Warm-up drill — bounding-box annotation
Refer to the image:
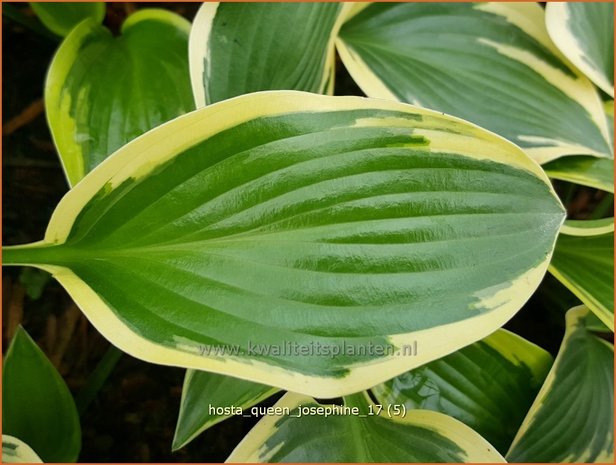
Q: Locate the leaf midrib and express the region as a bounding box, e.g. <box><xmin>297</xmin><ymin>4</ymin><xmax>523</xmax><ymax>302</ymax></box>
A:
<box><xmin>56</xmin><ymin>209</ymin><xmax>557</xmax><ymax>259</ymax></box>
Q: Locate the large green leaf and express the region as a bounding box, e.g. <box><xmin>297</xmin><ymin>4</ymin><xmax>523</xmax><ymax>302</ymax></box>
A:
<box><xmin>507</xmin><ymin>306</ymin><xmax>614</xmax><ymax>462</ymax></box>
<box><xmin>30</xmin><ymin>2</ymin><xmax>105</xmax><ymax>37</ymax></box>
<box><xmin>173</xmin><ymin>371</ymin><xmax>278</xmax><ymax>450</ymax></box>
<box><xmin>189</xmin><ymin>2</ymin><xmax>347</xmax><ymax>106</ymax></box>
<box><xmin>549</xmin><ymin>220</ymin><xmax>614</xmax><ymax>330</ymax></box>
<box><xmin>2</xmin><ymin>436</ymin><xmax>42</xmax><ymax>464</ymax></box>
<box><xmin>2</xmin><ymin>327</ymin><xmax>81</xmax><ymax>462</ymax></box>
<box><xmin>227</xmin><ymin>392</ymin><xmax>504</xmax><ymax>462</ymax></box>
<box><xmin>45</xmin><ymin>9</ymin><xmax>193</xmax><ymax>186</ymax></box>
<box><xmin>371</xmin><ymin>329</ymin><xmax>552</xmax><ymax>454</ymax></box>
<box><xmin>184</xmin><ymin>3</ymin><xmax>350</xmax><ymax>431</ymax></box>
<box><xmin>2</xmin><ymin>91</ymin><xmax>565</xmax><ymax>397</ymax></box>
<box><xmin>337</xmin><ymin>2</ymin><xmax>611</xmax><ymax>164</ymax></box>
<box><xmin>546</xmin><ymin>2</ymin><xmax>614</xmax><ymax>97</ymax></box>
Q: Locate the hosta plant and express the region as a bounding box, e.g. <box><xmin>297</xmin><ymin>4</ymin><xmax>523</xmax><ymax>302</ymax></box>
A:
<box><xmin>2</xmin><ymin>2</ymin><xmax>613</xmax><ymax>463</ymax></box>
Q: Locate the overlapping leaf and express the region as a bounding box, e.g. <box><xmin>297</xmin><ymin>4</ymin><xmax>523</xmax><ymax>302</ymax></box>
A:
<box><xmin>3</xmin><ymin>92</ymin><xmax>564</xmax><ymax>397</ymax></box>
<box><xmin>559</xmin><ymin>217</ymin><xmax>615</xmax><ymax>237</ymax></box>
<box><xmin>605</xmin><ymin>100</ymin><xmax>614</xmax><ymax>148</ymax></box>
<box><xmin>337</xmin><ymin>2</ymin><xmax>611</xmax><ymax>164</ymax></box>
<box><xmin>190</xmin><ymin>2</ymin><xmax>347</xmax><ymax>106</ymax></box>
<box><xmin>543</xmin><ymin>156</ymin><xmax>614</xmax><ymax>193</ymax></box>
<box><xmin>2</xmin><ymin>327</ymin><xmax>81</xmax><ymax>462</ymax></box>
<box><xmin>543</xmin><ymin>101</ymin><xmax>614</xmax><ymax>192</ymax></box>
<box><xmin>2</xmin><ymin>436</ymin><xmax>42</xmax><ymax>464</ymax></box>
<box><xmin>184</xmin><ymin>2</ymin><xmax>351</xmax><ymax>427</ymax></box>
<box><xmin>227</xmin><ymin>392</ymin><xmax>505</xmax><ymax>462</ymax></box>
<box><xmin>371</xmin><ymin>329</ymin><xmax>552</xmax><ymax>454</ymax></box>
<box><xmin>45</xmin><ymin>9</ymin><xmax>193</xmax><ymax>186</ymax></box>
<box><xmin>507</xmin><ymin>306</ymin><xmax>614</xmax><ymax>462</ymax></box>
<box><xmin>549</xmin><ymin>219</ymin><xmax>614</xmax><ymax>330</ymax></box>
<box><xmin>30</xmin><ymin>2</ymin><xmax>105</xmax><ymax>37</ymax></box>
<box><xmin>546</xmin><ymin>2</ymin><xmax>614</xmax><ymax>97</ymax></box>
<box><xmin>173</xmin><ymin>371</ymin><xmax>278</xmax><ymax>450</ymax></box>
<box><xmin>584</xmin><ymin>310</ymin><xmax>612</xmax><ymax>333</ymax></box>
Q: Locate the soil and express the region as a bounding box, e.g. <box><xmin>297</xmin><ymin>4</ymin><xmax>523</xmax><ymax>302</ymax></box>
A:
<box><xmin>1</xmin><ymin>2</ymin><xmax>608</xmax><ymax>462</ymax></box>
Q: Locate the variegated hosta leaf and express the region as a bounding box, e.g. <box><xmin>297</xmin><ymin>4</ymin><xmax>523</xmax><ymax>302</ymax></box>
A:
<box><xmin>550</xmin><ymin>219</ymin><xmax>614</xmax><ymax>330</ymax></box>
<box><xmin>559</xmin><ymin>217</ymin><xmax>615</xmax><ymax>237</ymax></box>
<box><xmin>337</xmin><ymin>2</ymin><xmax>611</xmax><ymax>164</ymax></box>
<box><xmin>507</xmin><ymin>306</ymin><xmax>614</xmax><ymax>462</ymax></box>
<box><xmin>371</xmin><ymin>329</ymin><xmax>553</xmax><ymax>454</ymax></box>
<box><xmin>45</xmin><ymin>9</ymin><xmax>193</xmax><ymax>186</ymax></box>
<box><xmin>3</xmin><ymin>327</ymin><xmax>81</xmax><ymax>462</ymax></box>
<box><xmin>2</xmin><ymin>91</ymin><xmax>565</xmax><ymax>397</ymax></box>
<box><xmin>173</xmin><ymin>371</ymin><xmax>278</xmax><ymax>450</ymax></box>
<box><xmin>2</xmin><ymin>436</ymin><xmax>42</xmax><ymax>464</ymax></box>
<box><xmin>546</xmin><ymin>2</ymin><xmax>614</xmax><ymax>98</ymax></box>
<box><xmin>543</xmin><ymin>101</ymin><xmax>614</xmax><ymax>192</ymax></box>
<box><xmin>227</xmin><ymin>392</ymin><xmax>505</xmax><ymax>462</ymax></box>
<box><xmin>30</xmin><ymin>2</ymin><xmax>105</xmax><ymax>37</ymax></box>
<box><xmin>190</xmin><ymin>2</ymin><xmax>348</xmax><ymax>106</ymax></box>
<box><xmin>543</xmin><ymin>155</ymin><xmax>614</xmax><ymax>193</ymax></box>
<box><xmin>184</xmin><ymin>2</ymin><xmax>350</xmax><ymax>421</ymax></box>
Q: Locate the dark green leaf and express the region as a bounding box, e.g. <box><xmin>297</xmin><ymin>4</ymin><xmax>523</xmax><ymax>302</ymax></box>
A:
<box><xmin>337</xmin><ymin>2</ymin><xmax>611</xmax><ymax>164</ymax></box>
<box><xmin>45</xmin><ymin>9</ymin><xmax>193</xmax><ymax>186</ymax></box>
<box><xmin>2</xmin><ymin>327</ymin><xmax>81</xmax><ymax>462</ymax></box>
<box><xmin>30</xmin><ymin>2</ymin><xmax>105</xmax><ymax>37</ymax></box>
<box><xmin>189</xmin><ymin>2</ymin><xmax>345</xmax><ymax>105</ymax></box>
<box><xmin>228</xmin><ymin>392</ymin><xmax>504</xmax><ymax>462</ymax></box>
<box><xmin>173</xmin><ymin>371</ymin><xmax>278</xmax><ymax>450</ymax></box>
<box><xmin>507</xmin><ymin>307</ymin><xmax>614</xmax><ymax>462</ymax></box>
<box><xmin>371</xmin><ymin>329</ymin><xmax>552</xmax><ymax>454</ymax></box>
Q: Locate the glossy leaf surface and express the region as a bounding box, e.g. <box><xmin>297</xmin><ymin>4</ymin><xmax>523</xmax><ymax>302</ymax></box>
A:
<box><xmin>2</xmin><ymin>327</ymin><xmax>81</xmax><ymax>462</ymax></box>
<box><xmin>507</xmin><ymin>306</ymin><xmax>614</xmax><ymax>462</ymax></box>
<box><xmin>228</xmin><ymin>392</ymin><xmax>504</xmax><ymax>462</ymax></box>
<box><xmin>190</xmin><ymin>2</ymin><xmax>346</xmax><ymax>106</ymax></box>
<box><xmin>3</xmin><ymin>92</ymin><xmax>565</xmax><ymax>397</ymax></box>
<box><xmin>337</xmin><ymin>2</ymin><xmax>611</xmax><ymax>164</ymax></box>
<box><xmin>371</xmin><ymin>329</ymin><xmax>552</xmax><ymax>454</ymax></box>
<box><xmin>45</xmin><ymin>9</ymin><xmax>193</xmax><ymax>186</ymax></box>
